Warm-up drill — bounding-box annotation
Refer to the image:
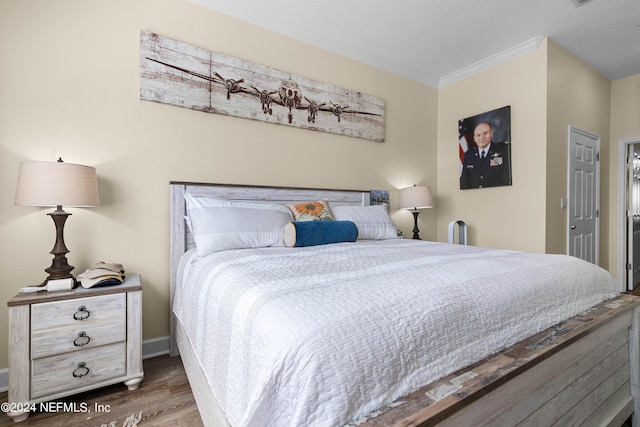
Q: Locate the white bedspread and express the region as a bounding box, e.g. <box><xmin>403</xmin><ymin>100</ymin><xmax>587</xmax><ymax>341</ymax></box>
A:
<box><xmin>173</xmin><ymin>239</ymin><xmax>618</xmax><ymax>427</ymax></box>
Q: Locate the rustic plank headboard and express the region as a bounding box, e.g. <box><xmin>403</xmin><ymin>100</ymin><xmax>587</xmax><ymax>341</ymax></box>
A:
<box><xmin>168</xmin><ymin>181</ymin><xmax>370</xmax><ymax>355</ymax></box>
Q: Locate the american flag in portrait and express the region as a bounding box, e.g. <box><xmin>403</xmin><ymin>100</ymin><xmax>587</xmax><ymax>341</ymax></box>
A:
<box><xmin>458</xmin><ymin>120</ymin><xmax>469</xmax><ymax>176</ymax></box>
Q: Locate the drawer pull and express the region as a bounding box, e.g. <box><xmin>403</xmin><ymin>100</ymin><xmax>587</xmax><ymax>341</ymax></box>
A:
<box><xmin>73</xmin><ymin>331</ymin><xmax>91</xmax><ymax>347</ymax></box>
<box><xmin>73</xmin><ymin>306</ymin><xmax>90</xmax><ymax>321</ymax></box>
<box><xmin>72</xmin><ymin>362</ymin><xmax>90</xmax><ymax>378</ymax></box>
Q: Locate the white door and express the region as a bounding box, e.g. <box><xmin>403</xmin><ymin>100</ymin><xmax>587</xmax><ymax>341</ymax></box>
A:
<box><xmin>626</xmin><ymin>144</ymin><xmax>640</xmax><ymax>289</ymax></box>
<box><xmin>568</xmin><ymin>126</ymin><xmax>600</xmax><ymax>264</ymax></box>
<box><xmin>617</xmin><ymin>137</ymin><xmax>640</xmax><ymax>292</ymax></box>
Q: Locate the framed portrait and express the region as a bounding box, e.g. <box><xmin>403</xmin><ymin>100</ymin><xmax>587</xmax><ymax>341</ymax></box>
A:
<box><xmin>458</xmin><ymin>105</ymin><xmax>512</xmax><ymax>190</ymax></box>
<box><xmin>370</xmin><ymin>189</ymin><xmax>390</xmax><ymax>212</ymax></box>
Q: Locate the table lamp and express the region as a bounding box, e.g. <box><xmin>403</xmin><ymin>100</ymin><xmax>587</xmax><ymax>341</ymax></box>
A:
<box><xmin>399</xmin><ymin>185</ymin><xmax>433</xmax><ymax>240</ymax></box>
<box><xmin>15</xmin><ymin>158</ymin><xmax>100</xmax><ymax>286</ymax></box>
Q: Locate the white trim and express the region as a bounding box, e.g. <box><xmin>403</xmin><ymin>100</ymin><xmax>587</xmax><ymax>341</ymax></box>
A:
<box><xmin>618</xmin><ymin>137</ymin><xmax>640</xmax><ymax>292</ymax></box>
<box><xmin>189</xmin><ymin>1</ymin><xmax>545</xmax><ymax>88</ymax></box>
<box><xmin>0</xmin><ymin>368</ymin><xmax>7</xmax><ymax>393</ymax></box>
<box><xmin>0</xmin><ymin>336</ymin><xmax>171</xmax><ymax>393</ymax></box>
<box><xmin>142</xmin><ymin>336</ymin><xmax>171</xmax><ymax>360</ymax></box>
<box><xmin>438</xmin><ymin>37</ymin><xmax>544</xmax><ymax>88</ymax></box>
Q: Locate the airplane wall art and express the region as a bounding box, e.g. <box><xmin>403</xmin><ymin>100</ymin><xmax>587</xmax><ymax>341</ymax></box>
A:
<box><xmin>140</xmin><ymin>31</ymin><xmax>385</xmax><ymax>142</ymax></box>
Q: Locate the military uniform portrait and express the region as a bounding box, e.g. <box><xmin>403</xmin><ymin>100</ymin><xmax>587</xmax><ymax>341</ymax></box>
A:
<box><xmin>458</xmin><ymin>106</ymin><xmax>512</xmax><ymax>190</ymax></box>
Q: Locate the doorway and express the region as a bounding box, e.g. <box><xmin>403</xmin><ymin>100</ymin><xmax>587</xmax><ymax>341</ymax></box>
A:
<box><xmin>618</xmin><ymin>137</ymin><xmax>640</xmax><ymax>291</ymax></box>
<box><xmin>568</xmin><ymin>126</ymin><xmax>600</xmax><ymax>264</ymax></box>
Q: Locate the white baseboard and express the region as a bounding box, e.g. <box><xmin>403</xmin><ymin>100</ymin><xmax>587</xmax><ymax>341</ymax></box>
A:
<box><xmin>0</xmin><ymin>368</ymin><xmax>6</xmax><ymax>394</ymax></box>
<box><xmin>142</xmin><ymin>335</ymin><xmax>171</xmax><ymax>359</ymax></box>
<box><xmin>0</xmin><ymin>336</ymin><xmax>170</xmax><ymax>393</ymax></box>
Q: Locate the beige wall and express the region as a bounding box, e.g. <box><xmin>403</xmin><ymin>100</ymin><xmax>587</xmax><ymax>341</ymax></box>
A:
<box><xmin>436</xmin><ymin>40</ymin><xmax>548</xmax><ymax>252</ymax></box>
<box><xmin>610</xmin><ymin>75</ymin><xmax>640</xmax><ymax>142</ymax></box>
<box><xmin>0</xmin><ymin>0</ymin><xmax>438</xmax><ymax>369</ymax></box>
<box><xmin>436</xmin><ymin>38</ymin><xmax>615</xmax><ymax>267</ymax></box>
<box><xmin>545</xmin><ymin>39</ymin><xmax>611</xmax><ymax>264</ymax></box>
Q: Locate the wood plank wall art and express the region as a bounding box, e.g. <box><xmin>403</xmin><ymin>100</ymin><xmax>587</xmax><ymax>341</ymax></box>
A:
<box><xmin>140</xmin><ymin>31</ymin><xmax>386</xmax><ymax>142</ymax></box>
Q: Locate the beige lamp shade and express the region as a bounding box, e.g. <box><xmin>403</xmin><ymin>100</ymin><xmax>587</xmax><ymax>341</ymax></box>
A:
<box><xmin>15</xmin><ymin>160</ymin><xmax>100</xmax><ymax>207</ymax></box>
<box><xmin>399</xmin><ymin>185</ymin><xmax>433</xmax><ymax>210</ymax></box>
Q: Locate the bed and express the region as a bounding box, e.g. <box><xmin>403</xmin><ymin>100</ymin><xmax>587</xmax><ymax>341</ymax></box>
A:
<box><xmin>169</xmin><ymin>181</ymin><xmax>640</xmax><ymax>427</ymax></box>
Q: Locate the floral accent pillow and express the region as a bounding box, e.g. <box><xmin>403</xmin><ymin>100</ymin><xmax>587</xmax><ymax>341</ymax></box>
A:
<box><xmin>286</xmin><ymin>200</ymin><xmax>334</xmax><ymax>221</ymax></box>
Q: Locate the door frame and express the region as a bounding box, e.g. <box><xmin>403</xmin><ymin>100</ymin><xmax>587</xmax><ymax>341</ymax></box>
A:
<box><xmin>567</xmin><ymin>126</ymin><xmax>600</xmax><ymax>264</ymax></box>
<box><xmin>618</xmin><ymin>136</ymin><xmax>640</xmax><ymax>292</ymax></box>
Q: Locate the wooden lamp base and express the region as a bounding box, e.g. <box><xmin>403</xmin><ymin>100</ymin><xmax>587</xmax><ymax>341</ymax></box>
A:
<box><xmin>411</xmin><ymin>211</ymin><xmax>421</xmax><ymax>240</ymax></box>
<box><xmin>39</xmin><ymin>207</ymin><xmax>74</xmax><ymax>286</ymax></box>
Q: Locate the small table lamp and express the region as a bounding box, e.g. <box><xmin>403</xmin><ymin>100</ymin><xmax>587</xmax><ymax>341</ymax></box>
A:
<box><xmin>399</xmin><ymin>185</ymin><xmax>433</xmax><ymax>240</ymax></box>
<box><xmin>15</xmin><ymin>158</ymin><xmax>100</xmax><ymax>286</ymax></box>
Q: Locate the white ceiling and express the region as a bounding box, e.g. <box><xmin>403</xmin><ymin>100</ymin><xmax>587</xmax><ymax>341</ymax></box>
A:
<box><xmin>189</xmin><ymin>0</ymin><xmax>640</xmax><ymax>87</ymax></box>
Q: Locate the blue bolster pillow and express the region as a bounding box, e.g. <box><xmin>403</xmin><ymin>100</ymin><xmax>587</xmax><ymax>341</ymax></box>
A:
<box><xmin>284</xmin><ymin>221</ymin><xmax>359</xmax><ymax>248</ymax></box>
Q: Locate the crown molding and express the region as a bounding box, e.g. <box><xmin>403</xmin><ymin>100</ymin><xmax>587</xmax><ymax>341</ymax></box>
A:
<box><xmin>439</xmin><ymin>36</ymin><xmax>545</xmax><ymax>88</ymax></box>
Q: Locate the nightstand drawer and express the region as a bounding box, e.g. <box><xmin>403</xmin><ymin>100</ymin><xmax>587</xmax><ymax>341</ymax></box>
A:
<box><xmin>31</xmin><ymin>319</ymin><xmax>126</xmax><ymax>359</ymax></box>
<box><xmin>31</xmin><ymin>342</ymin><xmax>126</xmax><ymax>399</ymax></box>
<box><xmin>31</xmin><ymin>293</ymin><xmax>125</xmax><ymax>330</ymax></box>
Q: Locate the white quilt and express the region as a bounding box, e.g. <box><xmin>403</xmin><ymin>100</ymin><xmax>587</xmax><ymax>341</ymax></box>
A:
<box><xmin>173</xmin><ymin>239</ymin><xmax>619</xmax><ymax>427</ymax></box>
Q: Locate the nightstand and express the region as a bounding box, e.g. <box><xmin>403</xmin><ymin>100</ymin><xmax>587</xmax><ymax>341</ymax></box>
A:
<box><xmin>6</xmin><ymin>274</ymin><xmax>143</xmax><ymax>423</ymax></box>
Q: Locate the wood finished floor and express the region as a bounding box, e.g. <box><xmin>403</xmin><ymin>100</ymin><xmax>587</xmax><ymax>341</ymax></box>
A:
<box><xmin>0</xmin><ymin>355</ymin><xmax>203</xmax><ymax>427</ymax></box>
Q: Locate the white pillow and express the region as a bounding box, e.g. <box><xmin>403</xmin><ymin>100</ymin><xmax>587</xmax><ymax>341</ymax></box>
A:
<box><xmin>331</xmin><ymin>204</ymin><xmax>398</xmax><ymax>240</ymax></box>
<box><xmin>184</xmin><ymin>192</ymin><xmax>293</xmax><ymax>256</ymax></box>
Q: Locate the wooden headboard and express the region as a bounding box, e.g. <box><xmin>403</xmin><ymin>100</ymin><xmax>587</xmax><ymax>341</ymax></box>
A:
<box><xmin>168</xmin><ymin>181</ymin><xmax>371</xmax><ymax>355</ymax></box>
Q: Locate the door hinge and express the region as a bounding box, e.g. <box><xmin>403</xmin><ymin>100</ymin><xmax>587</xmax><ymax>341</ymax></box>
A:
<box><xmin>596</xmin><ymin>209</ymin><xmax>599</xmax><ymax>218</ymax></box>
<box><xmin>596</xmin><ymin>151</ymin><xmax>600</xmax><ymax>161</ymax></box>
<box><xmin>628</xmin><ymin>263</ymin><xmax>633</xmax><ymax>271</ymax></box>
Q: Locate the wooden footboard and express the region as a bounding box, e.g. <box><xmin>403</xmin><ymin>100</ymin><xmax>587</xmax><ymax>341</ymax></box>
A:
<box><xmin>360</xmin><ymin>294</ymin><xmax>640</xmax><ymax>427</ymax></box>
